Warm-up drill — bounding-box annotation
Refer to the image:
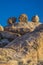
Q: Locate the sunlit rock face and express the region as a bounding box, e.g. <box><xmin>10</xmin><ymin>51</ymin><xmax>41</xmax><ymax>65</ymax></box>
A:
<box><xmin>18</xmin><ymin>14</ymin><xmax>28</xmax><ymax>22</ymax></box>
<box><xmin>32</xmin><ymin>15</ymin><xmax>39</xmax><ymax>23</ymax></box>
<box><xmin>4</xmin><ymin>21</ymin><xmax>40</xmax><ymax>35</ymax></box>
<box><xmin>0</xmin><ymin>14</ymin><xmax>43</xmax><ymax>65</ymax></box>
<box><xmin>4</xmin><ymin>14</ymin><xmax>41</xmax><ymax>35</ymax></box>
<box><xmin>7</xmin><ymin>17</ymin><xmax>17</xmax><ymax>25</ymax></box>
<box><xmin>0</xmin><ymin>25</ymin><xmax>4</xmax><ymax>31</ymax></box>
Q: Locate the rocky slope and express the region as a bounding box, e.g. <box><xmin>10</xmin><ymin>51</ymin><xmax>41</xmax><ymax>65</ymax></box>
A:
<box><xmin>5</xmin><ymin>24</ymin><xmax>43</xmax><ymax>65</ymax></box>
<box><xmin>0</xmin><ymin>14</ymin><xmax>43</xmax><ymax>65</ymax></box>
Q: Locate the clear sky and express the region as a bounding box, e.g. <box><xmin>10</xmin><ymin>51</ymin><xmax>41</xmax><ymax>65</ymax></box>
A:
<box><xmin>0</xmin><ymin>0</ymin><xmax>43</xmax><ymax>26</ymax></box>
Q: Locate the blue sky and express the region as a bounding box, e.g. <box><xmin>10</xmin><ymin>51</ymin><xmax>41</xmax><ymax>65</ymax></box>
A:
<box><xmin>0</xmin><ymin>0</ymin><xmax>43</xmax><ymax>26</ymax></box>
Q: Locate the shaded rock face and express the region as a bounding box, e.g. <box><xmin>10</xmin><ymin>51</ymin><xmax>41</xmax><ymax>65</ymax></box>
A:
<box><xmin>0</xmin><ymin>14</ymin><xmax>43</xmax><ymax>65</ymax></box>
<box><xmin>35</xmin><ymin>24</ymin><xmax>43</xmax><ymax>32</ymax></box>
<box><xmin>0</xmin><ymin>31</ymin><xmax>20</xmax><ymax>40</ymax></box>
<box><xmin>0</xmin><ymin>39</ymin><xmax>9</xmax><ymax>47</ymax></box>
<box><xmin>0</xmin><ymin>31</ymin><xmax>21</xmax><ymax>47</ymax></box>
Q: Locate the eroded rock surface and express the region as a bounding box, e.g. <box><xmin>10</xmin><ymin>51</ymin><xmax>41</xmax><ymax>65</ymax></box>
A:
<box><xmin>0</xmin><ymin>31</ymin><xmax>21</xmax><ymax>47</ymax></box>
<box><xmin>0</xmin><ymin>14</ymin><xmax>43</xmax><ymax>65</ymax></box>
<box><xmin>4</xmin><ymin>14</ymin><xmax>41</xmax><ymax>35</ymax></box>
<box><xmin>1</xmin><ymin>24</ymin><xmax>42</xmax><ymax>65</ymax></box>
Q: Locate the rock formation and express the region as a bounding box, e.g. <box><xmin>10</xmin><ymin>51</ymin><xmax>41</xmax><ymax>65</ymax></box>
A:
<box><xmin>7</xmin><ymin>17</ymin><xmax>16</xmax><ymax>25</ymax></box>
<box><xmin>18</xmin><ymin>14</ymin><xmax>28</xmax><ymax>22</ymax></box>
<box><xmin>4</xmin><ymin>14</ymin><xmax>41</xmax><ymax>35</ymax></box>
<box><xmin>0</xmin><ymin>14</ymin><xmax>43</xmax><ymax>65</ymax></box>
<box><xmin>32</xmin><ymin>15</ymin><xmax>39</xmax><ymax>23</ymax></box>
<box><xmin>0</xmin><ymin>31</ymin><xmax>21</xmax><ymax>47</ymax></box>
<box><xmin>5</xmin><ymin>24</ymin><xmax>43</xmax><ymax>65</ymax></box>
<box><xmin>0</xmin><ymin>25</ymin><xmax>4</xmax><ymax>31</ymax></box>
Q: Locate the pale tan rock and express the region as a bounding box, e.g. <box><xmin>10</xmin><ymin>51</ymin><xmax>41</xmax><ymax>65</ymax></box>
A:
<box><xmin>5</xmin><ymin>14</ymin><xmax>41</xmax><ymax>35</ymax></box>
<box><xmin>18</xmin><ymin>14</ymin><xmax>28</xmax><ymax>22</ymax></box>
<box><xmin>5</xmin><ymin>21</ymin><xmax>41</xmax><ymax>35</ymax></box>
<box><xmin>5</xmin><ymin>24</ymin><xmax>43</xmax><ymax>65</ymax></box>
<box><xmin>0</xmin><ymin>60</ymin><xmax>18</xmax><ymax>65</ymax></box>
<box><xmin>7</xmin><ymin>17</ymin><xmax>16</xmax><ymax>25</ymax></box>
<box><xmin>0</xmin><ymin>15</ymin><xmax>43</xmax><ymax>65</ymax></box>
<box><xmin>7</xmin><ymin>60</ymin><xmax>18</xmax><ymax>65</ymax></box>
<box><xmin>0</xmin><ymin>25</ymin><xmax>4</xmax><ymax>31</ymax></box>
<box><xmin>32</xmin><ymin>15</ymin><xmax>39</xmax><ymax>23</ymax></box>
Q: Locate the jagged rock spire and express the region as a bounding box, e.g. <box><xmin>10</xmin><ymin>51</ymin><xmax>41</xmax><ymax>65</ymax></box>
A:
<box><xmin>18</xmin><ymin>14</ymin><xmax>28</xmax><ymax>22</ymax></box>
<box><xmin>32</xmin><ymin>15</ymin><xmax>39</xmax><ymax>23</ymax></box>
<box><xmin>7</xmin><ymin>17</ymin><xmax>17</xmax><ymax>25</ymax></box>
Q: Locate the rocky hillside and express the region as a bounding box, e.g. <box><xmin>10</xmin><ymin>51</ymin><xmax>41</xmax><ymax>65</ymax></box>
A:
<box><xmin>0</xmin><ymin>14</ymin><xmax>43</xmax><ymax>65</ymax></box>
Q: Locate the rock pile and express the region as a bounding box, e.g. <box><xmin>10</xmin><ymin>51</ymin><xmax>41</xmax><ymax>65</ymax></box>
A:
<box><xmin>4</xmin><ymin>14</ymin><xmax>41</xmax><ymax>35</ymax></box>
<box><xmin>0</xmin><ymin>14</ymin><xmax>43</xmax><ymax>65</ymax></box>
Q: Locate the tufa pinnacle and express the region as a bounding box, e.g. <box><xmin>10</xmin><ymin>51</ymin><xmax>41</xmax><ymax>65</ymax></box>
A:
<box><xmin>18</xmin><ymin>14</ymin><xmax>28</xmax><ymax>22</ymax></box>
<box><xmin>7</xmin><ymin>17</ymin><xmax>17</xmax><ymax>25</ymax></box>
<box><xmin>32</xmin><ymin>15</ymin><xmax>39</xmax><ymax>23</ymax></box>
